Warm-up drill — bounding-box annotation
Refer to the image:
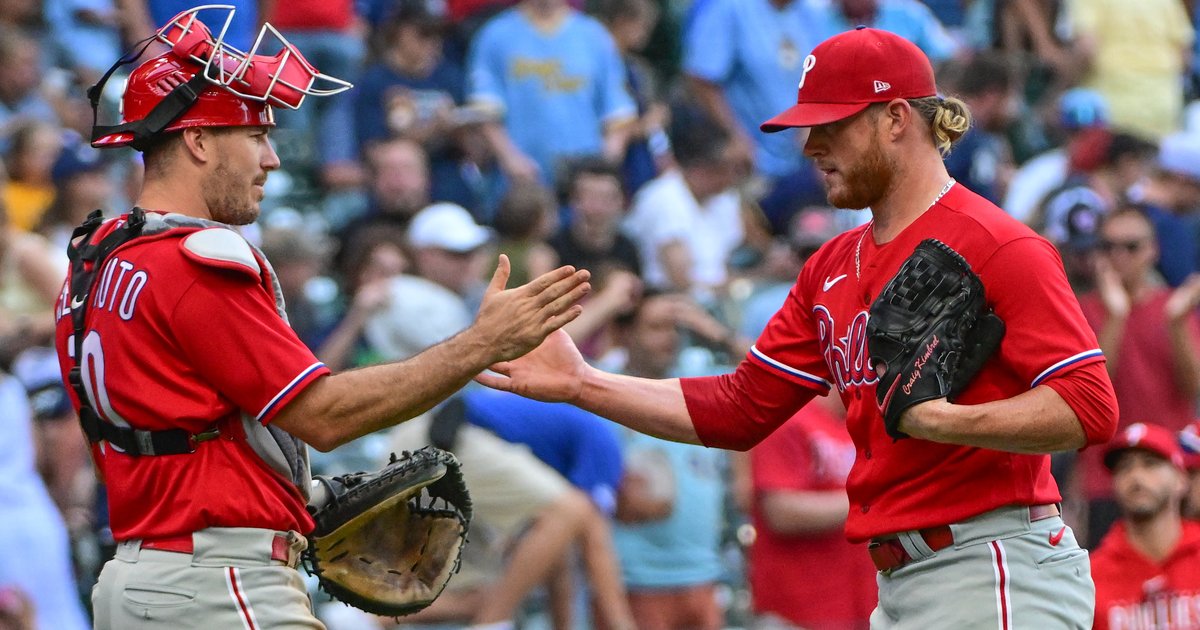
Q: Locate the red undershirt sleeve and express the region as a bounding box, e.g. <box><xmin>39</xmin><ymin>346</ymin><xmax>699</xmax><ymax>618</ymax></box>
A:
<box><xmin>680</xmin><ymin>358</ymin><xmax>820</xmax><ymax>451</ymax></box>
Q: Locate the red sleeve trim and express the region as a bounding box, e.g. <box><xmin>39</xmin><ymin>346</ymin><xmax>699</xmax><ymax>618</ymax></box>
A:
<box><xmin>681</xmin><ymin>359</ymin><xmax>821</xmax><ymax>451</ymax></box>
<box><xmin>257</xmin><ymin>363</ymin><xmax>330</xmax><ymax>424</ymax></box>
<box><xmin>1040</xmin><ymin>359</ymin><xmax>1118</xmax><ymax>447</ymax></box>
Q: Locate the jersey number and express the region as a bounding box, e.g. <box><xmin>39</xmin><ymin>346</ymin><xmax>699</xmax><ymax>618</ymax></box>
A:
<box><xmin>78</xmin><ymin>331</ymin><xmax>128</xmax><ymax>425</ymax></box>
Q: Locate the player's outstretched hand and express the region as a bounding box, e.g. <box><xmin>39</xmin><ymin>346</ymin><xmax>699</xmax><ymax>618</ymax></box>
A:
<box><xmin>476</xmin><ymin>329</ymin><xmax>587</xmax><ymax>403</ymax></box>
<box><xmin>473</xmin><ymin>255</ymin><xmax>590</xmax><ymax>364</ymax></box>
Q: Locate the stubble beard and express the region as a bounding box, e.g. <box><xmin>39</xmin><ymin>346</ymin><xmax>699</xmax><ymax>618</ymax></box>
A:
<box><xmin>826</xmin><ymin>137</ymin><xmax>897</xmax><ymax>211</ymax></box>
<box><xmin>203</xmin><ymin>160</ymin><xmax>261</xmax><ymax>226</ymax></box>
<box><xmin>1118</xmin><ymin>484</ymin><xmax>1174</xmax><ymax>523</ymax></box>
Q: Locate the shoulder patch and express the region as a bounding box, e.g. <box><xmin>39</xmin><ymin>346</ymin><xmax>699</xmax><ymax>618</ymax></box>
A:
<box><xmin>180</xmin><ymin>228</ymin><xmax>262</xmax><ymax>278</ymax></box>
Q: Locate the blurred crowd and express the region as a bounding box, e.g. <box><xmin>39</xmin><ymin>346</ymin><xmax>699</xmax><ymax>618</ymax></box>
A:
<box><xmin>5</xmin><ymin>0</ymin><xmax>1200</xmax><ymax>629</ymax></box>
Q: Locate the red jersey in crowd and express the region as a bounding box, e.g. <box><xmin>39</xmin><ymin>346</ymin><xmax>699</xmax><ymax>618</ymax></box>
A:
<box><xmin>54</xmin><ymin>217</ymin><xmax>329</xmax><ymax>542</ymax></box>
<box><xmin>266</xmin><ymin>0</ymin><xmax>355</xmax><ymax>31</ymax></box>
<box><xmin>749</xmin><ymin>403</ymin><xmax>876</xmax><ymax>629</ymax></box>
<box><xmin>683</xmin><ymin>183</ymin><xmax>1117</xmax><ymax>541</ymax></box>
<box><xmin>1077</xmin><ymin>289</ymin><xmax>1200</xmax><ymax>500</ymax></box>
<box><xmin>1091</xmin><ymin>520</ymin><xmax>1200</xmax><ymax>630</ymax></box>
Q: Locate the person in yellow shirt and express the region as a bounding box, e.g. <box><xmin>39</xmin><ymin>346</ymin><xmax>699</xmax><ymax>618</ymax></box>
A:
<box><xmin>2</xmin><ymin>121</ymin><xmax>60</xmax><ymax>231</ymax></box>
<box><xmin>1069</xmin><ymin>0</ymin><xmax>1194</xmax><ymax>140</ymax></box>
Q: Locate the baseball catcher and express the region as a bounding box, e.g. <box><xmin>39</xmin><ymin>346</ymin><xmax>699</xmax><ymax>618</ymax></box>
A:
<box><xmin>867</xmin><ymin>238</ymin><xmax>1006</xmax><ymax>439</ymax></box>
<box><xmin>306</xmin><ymin>447</ymin><xmax>472</xmax><ymax>616</ymax></box>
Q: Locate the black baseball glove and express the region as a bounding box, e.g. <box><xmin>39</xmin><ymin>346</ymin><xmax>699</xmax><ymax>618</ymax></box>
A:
<box><xmin>305</xmin><ymin>447</ymin><xmax>472</xmax><ymax>616</ymax></box>
<box><xmin>866</xmin><ymin>239</ymin><xmax>1005</xmax><ymax>440</ymax></box>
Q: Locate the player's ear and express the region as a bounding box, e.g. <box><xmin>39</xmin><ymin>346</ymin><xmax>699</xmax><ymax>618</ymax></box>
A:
<box><xmin>180</xmin><ymin>127</ymin><xmax>213</xmax><ymax>164</ymax></box>
<box><xmin>882</xmin><ymin>98</ymin><xmax>913</xmax><ymax>141</ymax></box>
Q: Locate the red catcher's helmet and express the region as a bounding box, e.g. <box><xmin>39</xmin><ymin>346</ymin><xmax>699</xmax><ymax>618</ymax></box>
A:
<box><xmin>92</xmin><ymin>53</ymin><xmax>275</xmax><ymax>148</ymax></box>
<box><xmin>90</xmin><ymin>4</ymin><xmax>351</xmax><ymax>150</ymax></box>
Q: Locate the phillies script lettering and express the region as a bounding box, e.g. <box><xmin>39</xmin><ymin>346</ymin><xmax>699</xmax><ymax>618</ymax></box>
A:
<box><xmin>814</xmin><ymin>306</ymin><xmax>877</xmax><ymax>393</ymax></box>
<box><xmin>902</xmin><ymin>336</ymin><xmax>940</xmax><ymax>395</ymax></box>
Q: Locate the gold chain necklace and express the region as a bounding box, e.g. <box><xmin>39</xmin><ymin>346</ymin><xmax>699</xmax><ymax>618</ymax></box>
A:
<box><xmin>855</xmin><ymin>178</ymin><xmax>956</xmax><ymax>280</ymax></box>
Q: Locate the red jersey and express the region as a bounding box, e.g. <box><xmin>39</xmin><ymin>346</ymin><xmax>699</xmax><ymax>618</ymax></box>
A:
<box><xmin>1091</xmin><ymin>521</ymin><xmax>1200</xmax><ymax>630</ymax></box>
<box><xmin>1078</xmin><ymin>289</ymin><xmax>1200</xmax><ymax>499</ymax></box>
<box><xmin>749</xmin><ymin>403</ymin><xmax>876</xmax><ymax>628</ymax></box>
<box><xmin>54</xmin><ymin>216</ymin><xmax>329</xmax><ymax>541</ymax></box>
<box><xmin>685</xmin><ymin>183</ymin><xmax>1116</xmax><ymax>541</ymax></box>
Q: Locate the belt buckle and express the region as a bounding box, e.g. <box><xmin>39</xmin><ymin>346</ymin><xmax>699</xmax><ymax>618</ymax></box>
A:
<box><xmin>868</xmin><ymin>538</ymin><xmax>906</xmax><ymax>575</ymax></box>
<box><xmin>275</xmin><ymin>531</ymin><xmax>306</xmax><ymax>568</ymax></box>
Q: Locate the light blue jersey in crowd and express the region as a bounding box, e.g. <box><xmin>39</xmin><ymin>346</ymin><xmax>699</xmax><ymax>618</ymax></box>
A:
<box><xmin>809</xmin><ymin>0</ymin><xmax>961</xmax><ymax>63</ymax></box>
<box><xmin>612</xmin><ymin>430</ymin><xmax>725</xmax><ymax>588</ymax></box>
<box><xmin>684</xmin><ymin>0</ymin><xmax>826</xmax><ymax>178</ymax></box>
<box><xmin>468</xmin><ymin>8</ymin><xmax>636</xmax><ymax>185</ymax></box>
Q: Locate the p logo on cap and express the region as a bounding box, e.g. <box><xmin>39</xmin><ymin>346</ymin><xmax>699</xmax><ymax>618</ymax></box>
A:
<box><xmin>761</xmin><ymin>28</ymin><xmax>937</xmax><ymax>132</ymax></box>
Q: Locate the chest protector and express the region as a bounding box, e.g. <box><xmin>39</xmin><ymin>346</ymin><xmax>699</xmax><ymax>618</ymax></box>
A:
<box><xmin>66</xmin><ymin>208</ymin><xmax>313</xmax><ymax>499</ymax></box>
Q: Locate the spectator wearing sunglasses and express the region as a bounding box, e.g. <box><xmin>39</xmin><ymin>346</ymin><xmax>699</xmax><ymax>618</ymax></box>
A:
<box><xmin>1073</xmin><ymin>204</ymin><xmax>1200</xmax><ymax>547</ymax></box>
<box><xmin>1133</xmin><ymin>132</ymin><xmax>1200</xmax><ymax>287</ymax></box>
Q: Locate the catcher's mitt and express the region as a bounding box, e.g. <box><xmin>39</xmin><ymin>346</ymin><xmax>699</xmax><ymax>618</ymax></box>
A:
<box><xmin>866</xmin><ymin>239</ymin><xmax>1005</xmax><ymax>440</ymax></box>
<box><xmin>305</xmin><ymin>446</ymin><xmax>472</xmax><ymax>616</ymax></box>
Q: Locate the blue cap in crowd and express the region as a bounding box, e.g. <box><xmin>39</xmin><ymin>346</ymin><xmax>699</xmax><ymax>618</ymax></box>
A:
<box><xmin>1059</xmin><ymin>88</ymin><xmax>1109</xmax><ymax>131</ymax></box>
<box><xmin>52</xmin><ymin>138</ymin><xmax>106</xmax><ymax>184</ymax></box>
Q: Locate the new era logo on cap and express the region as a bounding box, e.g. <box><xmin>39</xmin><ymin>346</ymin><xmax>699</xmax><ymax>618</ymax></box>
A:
<box><xmin>873</xmin><ymin>80</ymin><xmax>891</xmax><ymax>94</ymax></box>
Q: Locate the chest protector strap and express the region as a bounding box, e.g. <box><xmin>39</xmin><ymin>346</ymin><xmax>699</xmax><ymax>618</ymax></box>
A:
<box><xmin>66</xmin><ymin>208</ymin><xmax>220</xmax><ymax>456</ymax></box>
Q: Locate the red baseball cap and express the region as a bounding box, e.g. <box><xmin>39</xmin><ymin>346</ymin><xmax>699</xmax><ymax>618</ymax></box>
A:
<box><xmin>1103</xmin><ymin>423</ymin><xmax>1186</xmax><ymax>471</ymax></box>
<box><xmin>761</xmin><ymin>27</ymin><xmax>937</xmax><ymax>133</ymax></box>
<box><xmin>1180</xmin><ymin>419</ymin><xmax>1200</xmax><ymax>471</ymax></box>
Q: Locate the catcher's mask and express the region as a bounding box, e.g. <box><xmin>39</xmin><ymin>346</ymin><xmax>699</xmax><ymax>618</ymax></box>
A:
<box><xmin>89</xmin><ymin>4</ymin><xmax>352</xmax><ymax>151</ymax></box>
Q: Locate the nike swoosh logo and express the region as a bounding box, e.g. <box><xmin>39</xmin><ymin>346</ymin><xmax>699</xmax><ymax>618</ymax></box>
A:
<box><xmin>1049</xmin><ymin>526</ymin><xmax>1067</xmax><ymax>546</ymax></box>
<box><xmin>70</xmin><ymin>295</ymin><xmax>86</xmax><ymax>309</ymax></box>
<box><xmin>823</xmin><ymin>274</ymin><xmax>847</xmax><ymax>291</ymax></box>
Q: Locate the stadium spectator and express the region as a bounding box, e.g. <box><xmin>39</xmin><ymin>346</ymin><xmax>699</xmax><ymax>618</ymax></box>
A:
<box><xmin>492</xmin><ymin>181</ymin><xmax>560</xmax><ymax>287</ymax></box>
<box><xmin>1068</xmin><ymin>0</ymin><xmax>1194</xmax><ymax>140</ymax></box>
<box><xmin>407</xmin><ymin>201</ymin><xmax>494</xmax><ymax>312</ymax></box>
<box><xmin>1183</xmin><ymin>420</ymin><xmax>1200</xmax><ymax>521</ymax></box>
<box><xmin>1033</xmin><ymin>131</ymin><xmax>1157</xmax><ymax>250</ymax></box>
<box><xmin>42</xmin><ymin>0</ymin><xmax>122</xmax><ymax>85</ymax></box>
<box><xmin>0</xmin><ymin>205</ymin><xmax>62</xmax><ymax>365</ymax></box>
<box><xmin>941</xmin><ymin>52</ymin><xmax>1018</xmax><ymax>204</ymax></box>
<box><xmin>596</xmin><ymin>0</ymin><xmax>672</xmax><ymax>193</ymax></box>
<box><xmin>0</xmin><ymin>371</ymin><xmax>89</xmax><ymax>630</ymax></box>
<box><xmin>1004</xmin><ymin>88</ymin><xmax>1110</xmax><ymax>223</ymax></box>
<box><xmin>466</xmin><ymin>0</ymin><xmax>636</xmax><ymax>186</ymax></box>
<box><xmin>267</xmin><ymin>0</ymin><xmax>367</xmax><ymax>190</ymax></box>
<box><xmin>609</xmin><ymin>292</ymin><xmax>728</xmax><ymax>630</ymax></box>
<box><xmin>355</xmin><ymin>0</ymin><xmax>464</xmax><ymax>154</ymax></box>
<box><xmin>0</xmin><ymin>27</ymin><xmax>61</xmax><ymax>145</ymax></box>
<box><xmin>259</xmin><ymin>218</ymin><xmax>340</xmax><ymax>349</ymax></box>
<box><xmin>1076</xmin><ymin>205</ymin><xmax>1200</xmax><ymax>546</ymax></box>
<box><xmin>463</xmin><ymin>387</ymin><xmax>635</xmax><ymax>630</ymax></box>
<box><xmin>38</xmin><ymin>134</ymin><xmax>113</xmax><ymax>251</ymax></box>
<box><xmin>3</xmin><ymin>121</ymin><xmax>61</xmax><ymax>232</ymax></box>
<box><xmin>683</xmin><ymin>0</ymin><xmax>826</xmax><ymax>179</ymax></box>
<box><xmin>551</xmin><ymin>157</ymin><xmax>640</xmax><ymax>276</ymax></box>
<box><xmin>336</xmin><ymin>137</ymin><xmax>431</xmax><ymax>253</ymax></box>
<box><xmin>428</xmin><ymin>107</ymin><xmax>507</xmax><ymax>222</ymax></box>
<box><xmin>747</xmin><ymin>399</ymin><xmax>877</xmax><ymax>630</ymax></box>
<box><xmin>623</xmin><ymin>124</ymin><xmax>743</xmax><ymax>298</ymax></box>
<box><xmin>812</xmin><ymin>0</ymin><xmax>962</xmax><ymax>63</ymax></box>
<box><xmin>1132</xmin><ymin>132</ymin><xmax>1200</xmax><ymax>287</ymax></box>
<box><xmin>1091</xmin><ymin>423</ymin><xmax>1200</xmax><ymax>630</ymax></box>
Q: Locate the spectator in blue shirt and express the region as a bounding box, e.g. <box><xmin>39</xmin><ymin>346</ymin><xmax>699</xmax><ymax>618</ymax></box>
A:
<box><xmin>355</xmin><ymin>1</ymin><xmax>465</xmax><ymax>150</ymax></box>
<box><xmin>942</xmin><ymin>52</ymin><xmax>1017</xmax><ymax>204</ymax></box>
<box><xmin>1134</xmin><ymin>132</ymin><xmax>1200</xmax><ymax>287</ymax></box>
<box><xmin>467</xmin><ymin>0</ymin><xmax>637</xmax><ymax>187</ymax></box>
<box><xmin>811</xmin><ymin>0</ymin><xmax>962</xmax><ymax>64</ymax></box>
<box><xmin>683</xmin><ymin>0</ymin><xmax>826</xmax><ymax>179</ymax></box>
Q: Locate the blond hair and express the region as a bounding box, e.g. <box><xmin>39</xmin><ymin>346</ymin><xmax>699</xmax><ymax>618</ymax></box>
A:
<box><xmin>909</xmin><ymin>96</ymin><xmax>971</xmax><ymax>156</ymax></box>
